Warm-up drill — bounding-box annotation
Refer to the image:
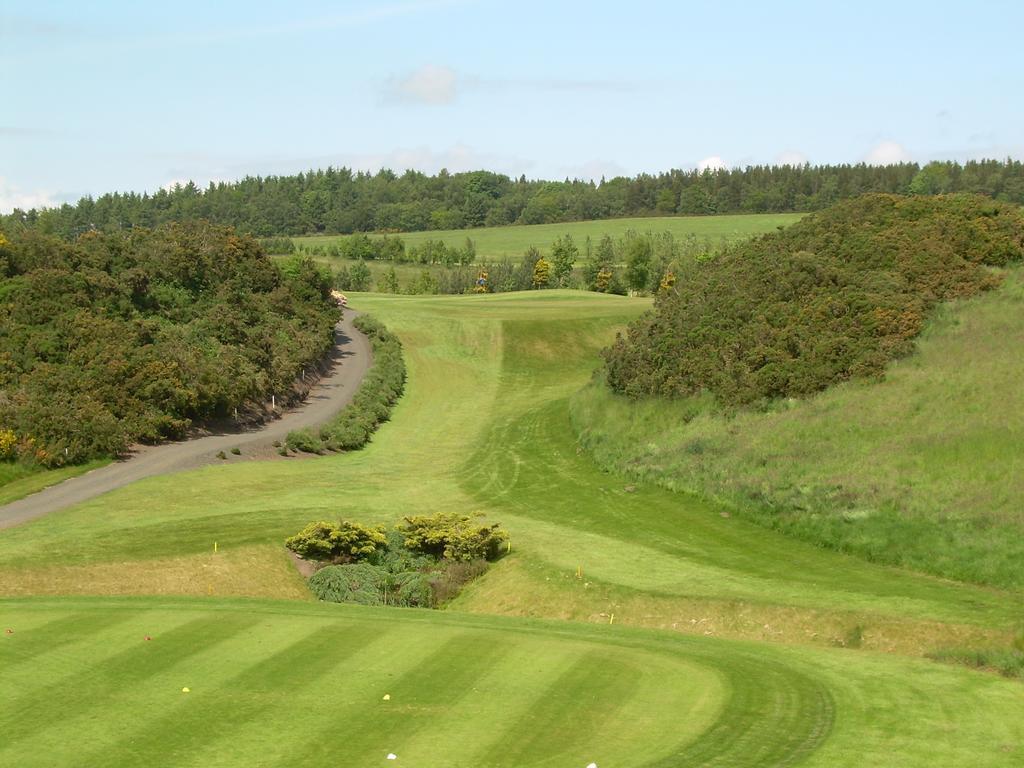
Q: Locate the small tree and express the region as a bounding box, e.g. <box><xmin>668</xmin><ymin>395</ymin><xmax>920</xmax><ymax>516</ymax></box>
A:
<box><xmin>348</xmin><ymin>259</ymin><xmax>372</xmax><ymax>291</ymax></box>
<box><xmin>625</xmin><ymin>237</ymin><xmax>652</xmax><ymax>293</ymax></box>
<box><xmin>531</xmin><ymin>254</ymin><xmax>551</xmax><ymax>289</ymax></box>
<box><xmin>378</xmin><ymin>265</ymin><xmax>400</xmax><ymax>293</ymax></box>
<box><xmin>549</xmin><ymin>234</ymin><xmax>579</xmax><ymax>287</ymax></box>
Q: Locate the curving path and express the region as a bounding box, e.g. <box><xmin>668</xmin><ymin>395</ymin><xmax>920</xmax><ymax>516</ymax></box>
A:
<box><xmin>0</xmin><ymin>311</ymin><xmax>371</xmax><ymax>530</ymax></box>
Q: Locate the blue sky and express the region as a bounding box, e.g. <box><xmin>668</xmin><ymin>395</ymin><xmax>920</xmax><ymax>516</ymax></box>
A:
<box><xmin>2</xmin><ymin>0</ymin><xmax>1022</xmax><ymax>212</ymax></box>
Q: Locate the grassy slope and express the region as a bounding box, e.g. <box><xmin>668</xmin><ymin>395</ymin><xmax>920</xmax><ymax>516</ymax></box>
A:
<box><xmin>570</xmin><ymin>269</ymin><xmax>1024</xmax><ymax>588</ymax></box>
<box><xmin>0</xmin><ymin>460</ymin><xmax>109</xmax><ymax>507</ymax></box>
<box><xmin>2</xmin><ymin>290</ymin><xmax>1022</xmax><ymax>765</ymax></box>
<box><xmin>2</xmin><ymin>597</ymin><xmax>1024</xmax><ymax>767</ymax></box>
<box><xmin>1</xmin><ymin>291</ymin><xmax>1019</xmax><ymax>637</ymax></box>
<box><xmin>294</xmin><ymin>212</ymin><xmax>803</xmax><ymax>261</ymax></box>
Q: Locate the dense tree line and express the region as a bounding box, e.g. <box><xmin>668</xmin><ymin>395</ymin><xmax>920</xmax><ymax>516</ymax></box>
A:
<box><xmin>603</xmin><ymin>194</ymin><xmax>1024</xmax><ymax>406</ymax></box>
<box><xmin>0</xmin><ymin>223</ymin><xmax>338</xmax><ymax>465</ymax></box>
<box><xmin>5</xmin><ymin>160</ymin><xmax>1023</xmax><ymax>239</ymax></box>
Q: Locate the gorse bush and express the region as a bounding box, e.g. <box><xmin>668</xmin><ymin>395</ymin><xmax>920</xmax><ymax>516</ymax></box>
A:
<box><xmin>284</xmin><ymin>520</ymin><xmax>387</xmax><ymax>561</ymax></box>
<box><xmin>0</xmin><ymin>222</ymin><xmax>338</xmax><ymax>465</ymax></box>
<box><xmin>397</xmin><ymin>512</ymin><xmax>510</xmax><ymax>562</ymax></box>
<box><xmin>287</xmin><ymin>516</ymin><xmax>506</xmax><ymax>607</ymax></box>
<box><xmin>604</xmin><ymin>194</ymin><xmax>1024</xmax><ymax>406</ymax></box>
<box><xmin>286</xmin><ymin>314</ymin><xmax>406</xmax><ymax>453</ymax></box>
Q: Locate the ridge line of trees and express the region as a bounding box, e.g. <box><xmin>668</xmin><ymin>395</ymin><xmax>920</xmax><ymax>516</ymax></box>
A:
<box><xmin>4</xmin><ymin>160</ymin><xmax>1022</xmax><ymax>240</ymax></box>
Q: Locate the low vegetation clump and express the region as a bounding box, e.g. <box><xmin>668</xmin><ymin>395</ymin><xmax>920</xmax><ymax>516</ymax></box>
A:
<box><xmin>397</xmin><ymin>512</ymin><xmax>510</xmax><ymax>561</ymax></box>
<box><xmin>0</xmin><ymin>224</ymin><xmax>338</xmax><ymax>466</ymax></box>
<box><xmin>287</xmin><ymin>513</ymin><xmax>508</xmax><ymax>608</ymax></box>
<box><xmin>929</xmin><ymin>637</ymin><xmax>1024</xmax><ymax>680</ymax></box>
<box><xmin>603</xmin><ymin>194</ymin><xmax>1024</xmax><ymax>405</ymax></box>
<box><xmin>285</xmin><ymin>315</ymin><xmax>405</xmax><ymax>453</ymax></box>
<box><xmin>285</xmin><ymin>520</ymin><xmax>387</xmax><ymax>561</ymax></box>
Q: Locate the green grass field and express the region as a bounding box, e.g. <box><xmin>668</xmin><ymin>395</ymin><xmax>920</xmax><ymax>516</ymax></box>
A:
<box><xmin>3</xmin><ymin>597</ymin><xmax>1024</xmax><ymax>767</ymax></box>
<box><xmin>2</xmin><ymin>288</ymin><xmax>1022</xmax><ymax>765</ymax></box>
<box><xmin>570</xmin><ymin>268</ymin><xmax>1024</xmax><ymax>589</ymax></box>
<box><xmin>294</xmin><ymin>213</ymin><xmax>803</xmax><ymax>262</ymax></box>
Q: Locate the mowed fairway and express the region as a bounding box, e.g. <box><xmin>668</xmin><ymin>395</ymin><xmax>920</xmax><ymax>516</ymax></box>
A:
<box><xmin>2</xmin><ymin>290</ymin><xmax>1023</xmax><ymax>765</ymax></box>
<box><xmin>4</xmin><ymin>597</ymin><xmax>1024</xmax><ymax>767</ymax></box>
<box><xmin>294</xmin><ymin>213</ymin><xmax>803</xmax><ymax>262</ymax></box>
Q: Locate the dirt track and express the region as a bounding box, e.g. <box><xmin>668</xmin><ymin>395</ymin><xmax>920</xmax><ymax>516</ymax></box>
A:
<box><xmin>0</xmin><ymin>311</ymin><xmax>371</xmax><ymax>530</ymax></box>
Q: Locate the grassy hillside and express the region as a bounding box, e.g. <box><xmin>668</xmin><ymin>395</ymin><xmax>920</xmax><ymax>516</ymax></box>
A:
<box><xmin>3</xmin><ymin>597</ymin><xmax>1024</xmax><ymax>767</ymax></box>
<box><xmin>572</xmin><ymin>268</ymin><xmax>1024</xmax><ymax>588</ymax></box>
<box><xmin>294</xmin><ymin>213</ymin><xmax>803</xmax><ymax>263</ymax></box>
<box><xmin>2</xmin><ymin>291</ymin><xmax>1019</xmax><ymax>636</ymax></box>
<box><xmin>3</xmin><ymin>290</ymin><xmax>1022</xmax><ymax>765</ymax></box>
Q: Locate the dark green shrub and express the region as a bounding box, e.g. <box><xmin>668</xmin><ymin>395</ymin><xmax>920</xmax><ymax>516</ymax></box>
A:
<box><xmin>292</xmin><ymin>314</ymin><xmax>406</xmax><ymax>453</ymax></box>
<box><xmin>285</xmin><ymin>427</ymin><xmax>323</xmax><ymax>454</ymax></box>
<box><xmin>308</xmin><ymin>564</ymin><xmax>386</xmax><ymax>605</ymax></box>
<box><xmin>397</xmin><ymin>513</ymin><xmax>509</xmax><ymax>562</ymax></box>
<box><xmin>230</xmin><ymin>447</ymin><xmax>241</xmax><ymax>455</ymax></box>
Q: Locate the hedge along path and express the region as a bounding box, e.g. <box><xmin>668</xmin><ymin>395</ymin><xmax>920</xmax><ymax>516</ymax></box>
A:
<box><xmin>0</xmin><ymin>310</ymin><xmax>372</xmax><ymax>529</ymax></box>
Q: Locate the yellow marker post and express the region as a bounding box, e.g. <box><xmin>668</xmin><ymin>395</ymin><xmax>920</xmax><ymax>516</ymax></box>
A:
<box><xmin>214</xmin><ymin>541</ymin><xmax>218</xmax><ymax>553</ymax></box>
<box><xmin>609</xmin><ymin>613</ymin><xmax>615</xmax><ymax>625</ymax></box>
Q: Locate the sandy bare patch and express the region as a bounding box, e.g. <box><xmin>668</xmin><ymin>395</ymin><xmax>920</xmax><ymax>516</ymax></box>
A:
<box><xmin>0</xmin><ymin>544</ymin><xmax>312</xmax><ymax>600</ymax></box>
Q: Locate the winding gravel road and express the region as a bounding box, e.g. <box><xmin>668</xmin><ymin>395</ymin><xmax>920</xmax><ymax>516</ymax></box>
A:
<box><xmin>0</xmin><ymin>311</ymin><xmax>371</xmax><ymax>530</ymax></box>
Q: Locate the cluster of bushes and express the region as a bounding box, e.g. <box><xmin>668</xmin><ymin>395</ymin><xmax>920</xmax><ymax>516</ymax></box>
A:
<box><xmin>304</xmin><ymin>234</ymin><xmax>477</xmax><ymax>268</ymax></box>
<box><xmin>9</xmin><ymin>160</ymin><xmax>1024</xmax><ymax>238</ymax></box>
<box><xmin>286</xmin><ymin>513</ymin><xmax>509</xmax><ymax>607</ymax></box>
<box><xmin>604</xmin><ymin>194</ymin><xmax>1024</xmax><ymax>406</ymax></box>
<box><xmin>0</xmin><ymin>224</ymin><xmax>338</xmax><ymax>466</ymax></box>
<box><xmin>285</xmin><ymin>315</ymin><xmax>405</xmax><ymax>454</ymax></box>
<box><xmin>258</xmin><ymin>236</ymin><xmax>296</xmax><ymax>254</ymax></box>
<box><xmin>333</xmin><ymin>230</ymin><xmax>712</xmax><ymax>297</ymax></box>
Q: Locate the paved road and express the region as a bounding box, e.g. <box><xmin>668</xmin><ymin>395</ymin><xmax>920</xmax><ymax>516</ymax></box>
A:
<box><xmin>0</xmin><ymin>311</ymin><xmax>372</xmax><ymax>530</ymax></box>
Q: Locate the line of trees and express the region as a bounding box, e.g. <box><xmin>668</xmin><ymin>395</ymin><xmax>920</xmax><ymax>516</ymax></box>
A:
<box><xmin>331</xmin><ymin>230</ymin><xmax>712</xmax><ymax>296</ymax></box>
<box><xmin>5</xmin><ymin>160</ymin><xmax>1023</xmax><ymax>239</ymax></box>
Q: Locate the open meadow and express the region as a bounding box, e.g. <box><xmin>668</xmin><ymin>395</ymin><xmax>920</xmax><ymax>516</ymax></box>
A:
<box><xmin>2</xmin><ymin>288</ymin><xmax>1023</xmax><ymax>765</ymax></box>
<box><xmin>293</xmin><ymin>213</ymin><xmax>803</xmax><ymax>263</ymax></box>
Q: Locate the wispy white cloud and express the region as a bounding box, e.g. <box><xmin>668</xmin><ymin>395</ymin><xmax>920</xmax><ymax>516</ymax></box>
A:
<box><xmin>0</xmin><ymin>177</ymin><xmax>60</xmax><ymax>213</ymax></box>
<box><xmin>775</xmin><ymin>150</ymin><xmax>809</xmax><ymax>166</ymax></box>
<box><xmin>143</xmin><ymin>144</ymin><xmax>531</xmax><ymax>192</ymax></box>
<box><xmin>864</xmin><ymin>140</ymin><xmax>912</xmax><ymax>165</ymax></box>
<box><xmin>559</xmin><ymin>159</ymin><xmax>628</xmax><ymax>182</ymax></box>
<box><xmin>163</xmin><ymin>0</ymin><xmax>465</xmax><ymax>47</ymax></box>
<box><xmin>0</xmin><ymin>14</ymin><xmax>80</xmax><ymax>38</ymax></box>
<box><xmin>697</xmin><ymin>155</ymin><xmax>727</xmax><ymax>172</ymax></box>
<box><xmin>386</xmin><ymin>65</ymin><xmax>459</xmax><ymax>105</ymax></box>
<box><xmin>382</xmin><ymin>65</ymin><xmax>640</xmax><ymax>106</ymax></box>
